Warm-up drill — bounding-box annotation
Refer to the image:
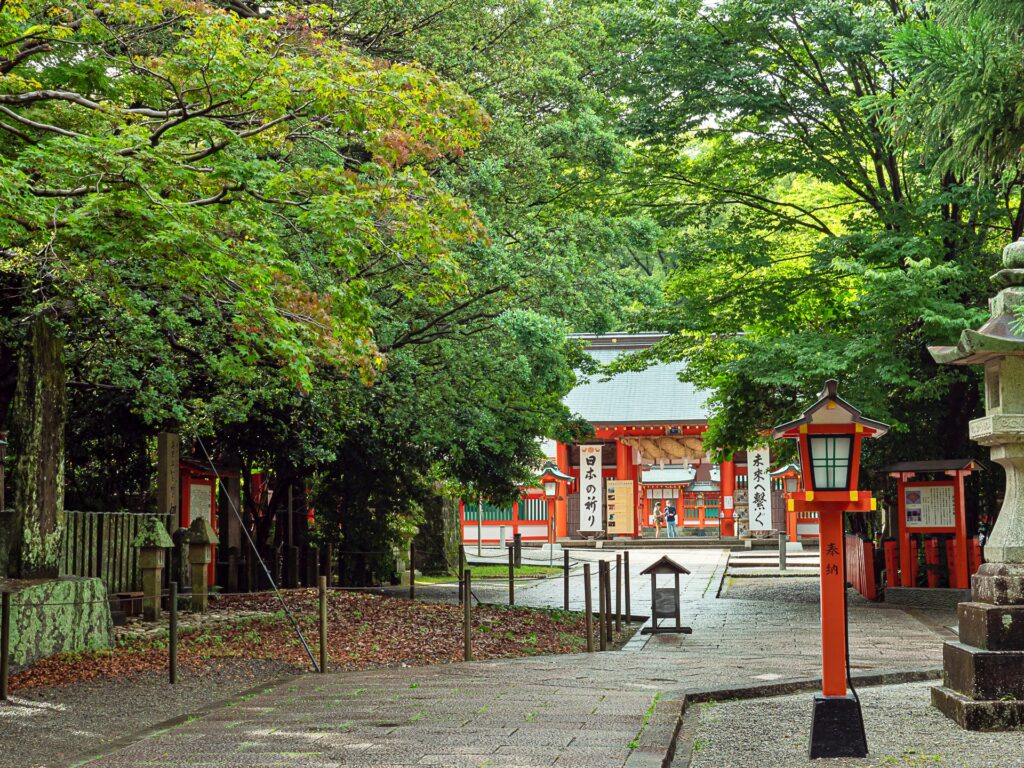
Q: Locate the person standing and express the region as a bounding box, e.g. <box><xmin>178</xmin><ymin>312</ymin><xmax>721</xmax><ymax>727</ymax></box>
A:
<box><xmin>665</xmin><ymin>504</ymin><xmax>678</xmax><ymax>539</ymax></box>
<box><xmin>653</xmin><ymin>502</ymin><xmax>663</xmax><ymax>538</ymax></box>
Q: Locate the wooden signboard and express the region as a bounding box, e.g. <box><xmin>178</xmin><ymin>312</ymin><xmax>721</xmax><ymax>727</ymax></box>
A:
<box><xmin>606</xmin><ymin>480</ymin><xmax>635</xmax><ymax>535</ymax></box>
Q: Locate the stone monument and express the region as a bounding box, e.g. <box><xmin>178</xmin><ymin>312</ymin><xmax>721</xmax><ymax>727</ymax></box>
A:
<box><xmin>187</xmin><ymin>516</ymin><xmax>219</xmax><ymax>612</ymax></box>
<box><xmin>929</xmin><ymin>237</ymin><xmax>1024</xmax><ymax>728</ymax></box>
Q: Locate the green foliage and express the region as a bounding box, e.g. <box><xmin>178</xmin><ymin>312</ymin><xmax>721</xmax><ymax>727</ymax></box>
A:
<box><xmin>603</xmin><ymin>0</ymin><xmax>1007</xmax><ymax>487</ymax></box>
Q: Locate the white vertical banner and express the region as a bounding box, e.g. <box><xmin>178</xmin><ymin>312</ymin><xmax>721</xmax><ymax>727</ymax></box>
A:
<box><xmin>579</xmin><ymin>445</ymin><xmax>603</xmax><ymax>532</ymax></box>
<box><xmin>748</xmin><ymin>447</ymin><xmax>773</xmax><ymax>531</ymax></box>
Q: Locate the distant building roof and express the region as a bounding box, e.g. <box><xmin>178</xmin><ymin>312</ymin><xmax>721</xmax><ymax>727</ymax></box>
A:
<box><xmin>564</xmin><ymin>334</ymin><xmax>712</xmax><ymax>425</ymax></box>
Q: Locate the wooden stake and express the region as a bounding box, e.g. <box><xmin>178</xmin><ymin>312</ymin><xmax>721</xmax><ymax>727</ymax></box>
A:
<box><xmin>597</xmin><ymin>561</ymin><xmax>608</xmax><ymax>652</ymax></box>
<box><xmin>583</xmin><ymin>564</ymin><xmax>593</xmax><ymax>653</ymax></box>
<box><xmin>169</xmin><ymin>582</ymin><xmax>177</xmax><ymax>685</ymax></box>
<box><xmin>0</xmin><ymin>592</ymin><xmax>10</xmax><ymax>700</ymax></box>
<box><xmin>563</xmin><ymin>550</ymin><xmax>570</xmax><ymax>611</ymax></box>
<box><xmin>615</xmin><ymin>554</ymin><xmax>622</xmax><ymax>632</ymax></box>
<box><xmin>463</xmin><ymin>569</ymin><xmax>473</xmax><ymax>661</ymax></box>
<box><xmin>409</xmin><ymin>541</ymin><xmax>416</xmax><ymax>601</ymax></box>
<box><xmin>624</xmin><ymin>551</ymin><xmax>631</xmax><ymax>623</ymax></box>
<box><xmin>508</xmin><ymin>546</ymin><xmax>515</xmax><ymax>606</ymax></box>
<box><xmin>319</xmin><ymin>576</ymin><xmax>328</xmax><ymax>674</ymax></box>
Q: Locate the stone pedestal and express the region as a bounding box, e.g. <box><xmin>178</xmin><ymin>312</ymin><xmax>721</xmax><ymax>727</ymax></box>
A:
<box><xmin>932</xmin><ymin>563</ymin><xmax>1024</xmax><ymax>729</ymax></box>
<box><xmin>187</xmin><ymin>517</ymin><xmax>219</xmax><ymax>612</ymax></box>
<box><xmin>139</xmin><ymin>548</ymin><xmax>165</xmax><ymax>621</ymax></box>
<box><xmin>133</xmin><ymin>516</ymin><xmax>173</xmax><ymax>622</ymax></box>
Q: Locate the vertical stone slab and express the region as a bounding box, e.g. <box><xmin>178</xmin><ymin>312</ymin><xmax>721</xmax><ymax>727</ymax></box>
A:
<box><xmin>9</xmin><ymin>317</ymin><xmax>66</xmax><ymax>579</ymax></box>
<box><xmin>157</xmin><ymin>432</ymin><xmax>180</xmax><ymax>527</ymax></box>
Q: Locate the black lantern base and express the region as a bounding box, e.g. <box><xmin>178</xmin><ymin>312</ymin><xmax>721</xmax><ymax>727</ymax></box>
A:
<box><xmin>809</xmin><ymin>694</ymin><xmax>868</xmax><ymax>759</ymax></box>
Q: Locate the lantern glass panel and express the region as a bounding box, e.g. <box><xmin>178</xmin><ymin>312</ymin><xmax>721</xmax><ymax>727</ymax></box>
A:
<box><xmin>544</xmin><ymin>481</ymin><xmax>557</xmax><ymax>497</ymax></box>
<box><xmin>808</xmin><ymin>435</ymin><xmax>853</xmax><ymax>490</ymax></box>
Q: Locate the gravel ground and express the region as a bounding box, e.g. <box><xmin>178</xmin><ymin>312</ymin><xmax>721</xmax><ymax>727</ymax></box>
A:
<box><xmin>0</xmin><ymin>659</ymin><xmax>298</xmax><ymax>768</ymax></box>
<box><xmin>722</xmin><ymin>575</ymin><xmax>875</xmax><ymax>607</ymax></box>
<box><xmin>685</xmin><ymin>680</ymin><xmax>1024</xmax><ymax>768</ymax></box>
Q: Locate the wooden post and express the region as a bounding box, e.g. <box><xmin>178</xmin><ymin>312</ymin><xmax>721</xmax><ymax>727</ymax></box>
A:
<box><xmin>508</xmin><ymin>546</ymin><xmax>515</xmax><ymax>606</ymax></box>
<box><xmin>623</xmin><ymin>551</ymin><xmax>631</xmax><ymax>622</ymax></box>
<box><xmin>674</xmin><ymin>573</ymin><xmax>681</xmax><ymax>630</ymax></box>
<box><xmin>409</xmin><ymin>541</ymin><xmax>416</xmax><ymax>601</ymax></box>
<box><xmin>0</xmin><ymin>592</ymin><xmax>10</xmax><ymax>700</ymax></box>
<box><xmin>458</xmin><ymin>545</ymin><xmax>465</xmax><ymax>604</ymax></box>
<box><xmin>583</xmin><ymin>564</ymin><xmax>593</xmax><ymax>653</ymax></box>
<box><xmin>463</xmin><ymin>569</ymin><xmax>472</xmax><ymax>661</ymax></box>
<box><xmin>615</xmin><ymin>554</ymin><xmax>622</xmax><ymax>632</ymax></box>
<box><xmin>513</xmin><ymin>533</ymin><xmax>522</xmax><ymax>568</ymax></box>
<box><xmin>563</xmin><ymin>550</ymin><xmax>569</xmax><ymax>611</ymax></box>
<box><xmin>319</xmin><ymin>575</ymin><xmax>328</xmax><ymax>673</ymax></box>
<box><xmin>603</xmin><ymin>561</ymin><xmax>613</xmax><ymax>642</ymax></box>
<box><xmin>597</xmin><ymin>561</ymin><xmax>607</xmax><ymax>651</ymax></box>
<box><xmin>650</xmin><ymin>569</ymin><xmax>658</xmax><ymax>632</ymax></box>
<box><xmin>168</xmin><ymin>582</ymin><xmax>178</xmax><ymax>684</ymax></box>
<box><xmin>819</xmin><ymin>512</ymin><xmax>848</xmax><ymax>698</ymax></box>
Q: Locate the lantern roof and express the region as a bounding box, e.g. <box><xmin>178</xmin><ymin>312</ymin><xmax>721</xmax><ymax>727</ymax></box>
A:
<box><xmin>640</xmin><ymin>555</ymin><xmax>691</xmax><ymax>575</ymax></box>
<box><xmin>929</xmin><ymin>239</ymin><xmax>1024</xmax><ymax>366</ymax></box>
<box><xmin>536</xmin><ymin>461</ymin><xmax>573</xmax><ymax>483</ymax></box>
<box><xmin>771</xmin><ymin>380</ymin><xmax>889</xmax><ymax>440</ymax></box>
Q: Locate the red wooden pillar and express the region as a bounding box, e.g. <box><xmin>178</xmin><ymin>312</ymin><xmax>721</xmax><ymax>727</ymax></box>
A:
<box><xmin>629</xmin><ymin>451</ymin><xmax>642</xmax><ymax>538</ymax></box>
<box><xmin>819</xmin><ymin>512</ymin><xmax>848</xmax><ymax>697</ymax></box>
<box><xmin>720</xmin><ymin>458</ymin><xmax>736</xmax><ymax>537</ymax></box>
<box><xmin>969</xmin><ymin>536</ymin><xmax>983</xmax><ymax>577</ymax></box>
<box><xmin>952</xmin><ymin>471</ymin><xmax>969</xmax><ymax>589</ymax></box>
<box><xmin>555</xmin><ymin>441</ymin><xmax>571</xmax><ymax>539</ymax></box>
<box><xmin>897</xmin><ymin>476</ymin><xmax>913</xmax><ymax>587</ymax></box>
<box><xmin>925</xmin><ymin>538</ymin><xmax>941</xmax><ymax>587</ymax></box>
<box><xmin>910</xmin><ymin>538</ymin><xmax>920</xmax><ymax>587</ymax></box>
<box><xmin>884</xmin><ymin>540</ymin><xmax>899</xmax><ymax>588</ymax></box>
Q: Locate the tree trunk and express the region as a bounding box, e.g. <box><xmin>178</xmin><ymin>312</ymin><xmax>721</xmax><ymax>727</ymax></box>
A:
<box><xmin>415</xmin><ymin>490</ymin><xmax>460</xmax><ymax>575</ymax></box>
<box><xmin>8</xmin><ymin>316</ymin><xmax>66</xmax><ymax>578</ymax></box>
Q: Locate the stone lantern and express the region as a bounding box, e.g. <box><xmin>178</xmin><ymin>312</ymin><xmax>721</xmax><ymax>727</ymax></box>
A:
<box><xmin>929</xmin><ymin>237</ymin><xmax>1024</xmax><ymax>729</ymax></box>
<box><xmin>187</xmin><ymin>516</ymin><xmax>219</xmax><ymax>612</ymax></box>
<box><xmin>133</xmin><ymin>516</ymin><xmax>174</xmax><ymax>621</ymax></box>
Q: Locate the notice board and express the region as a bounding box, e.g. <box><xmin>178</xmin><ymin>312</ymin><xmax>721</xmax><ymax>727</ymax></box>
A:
<box><xmin>606</xmin><ymin>480</ymin><xmax>635</xmax><ymax>535</ymax></box>
<box><xmin>905</xmin><ymin>482</ymin><xmax>955</xmax><ymax>529</ymax></box>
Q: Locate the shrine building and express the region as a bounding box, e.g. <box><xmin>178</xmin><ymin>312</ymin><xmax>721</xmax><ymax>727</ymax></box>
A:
<box><xmin>460</xmin><ymin>333</ymin><xmax>787</xmax><ymax>542</ymax></box>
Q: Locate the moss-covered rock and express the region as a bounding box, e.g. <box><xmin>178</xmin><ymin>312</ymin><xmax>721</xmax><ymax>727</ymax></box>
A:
<box><xmin>1</xmin><ymin>576</ymin><xmax>112</xmax><ymax>670</ymax></box>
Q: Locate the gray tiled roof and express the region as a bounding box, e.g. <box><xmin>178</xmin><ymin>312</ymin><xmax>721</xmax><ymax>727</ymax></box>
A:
<box><xmin>564</xmin><ymin>347</ymin><xmax>712</xmax><ymax>424</ymax></box>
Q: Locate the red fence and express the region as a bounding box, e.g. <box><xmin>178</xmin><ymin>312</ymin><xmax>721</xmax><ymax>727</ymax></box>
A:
<box><xmin>844</xmin><ymin>534</ymin><xmax>879</xmax><ymax>601</ymax></box>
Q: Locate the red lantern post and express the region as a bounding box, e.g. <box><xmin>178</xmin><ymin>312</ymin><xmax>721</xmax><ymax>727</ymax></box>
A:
<box><xmin>773</xmin><ymin>380</ymin><xmax>888</xmax><ymax>759</ymax></box>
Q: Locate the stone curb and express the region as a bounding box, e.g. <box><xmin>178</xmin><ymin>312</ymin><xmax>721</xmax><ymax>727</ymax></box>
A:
<box><xmin>624</xmin><ymin>691</ymin><xmax>686</xmax><ymax>768</ymax></box>
<box><xmin>65</xmin><ymin>674</ymin><xmax>301</xmax><ymax>767</ymax></box>
<box><xmin>668</xmin><ymin>668</ymin><xmax>943</xmax><ymax>767</ymax></box>
<box><xmin>683</xmin><ymin>666</ymin><xmax>942</xmax><ymax>704</ymax></box>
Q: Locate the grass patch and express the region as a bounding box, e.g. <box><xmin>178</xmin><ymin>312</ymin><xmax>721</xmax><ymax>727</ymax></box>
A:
<box><xmin>416</xmin><ymin>565</ymin><xmax>563</xmax><ymax>583</ymax></box>
<box><xmin>627</xmin><ymin>692</ymin><xmax>661</xmax><ymax>750</ymax></box>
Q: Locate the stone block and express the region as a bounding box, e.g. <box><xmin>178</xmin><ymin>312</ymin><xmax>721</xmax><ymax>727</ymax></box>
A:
<box><xmin>971</xmin><ymin>562</ymin><xmax>1024</xmax><ymax>605</ymax></box>
<box><xmin>931</xmin><ymin>685</ymin><xmax>1024</xmax><ymax>731</ymax></box>
<box><xmin>808</xmin><ymin>694</ymin><xmax>868</xmax><ymax>759</ymax></box>
<box><xmin>0</xmin><ymin>576</ymin><xmax>112</xmax><ymax>670</ymax></box>
<box><xmin>943</xmin><ymin>640</ymin><xmax>1024</xmax><ymax>700</ymax></box>
<box><xmin>958</xmin><ymin>601</ymin><xmax>1024</xmax><ymax>650</ymax></box>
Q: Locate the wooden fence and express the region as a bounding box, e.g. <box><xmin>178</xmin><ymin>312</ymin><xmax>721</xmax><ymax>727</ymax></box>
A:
<box><xmin>61</xmin><ymin>511</ymin><xmax>171</xmax><ymax>594</ymax></box>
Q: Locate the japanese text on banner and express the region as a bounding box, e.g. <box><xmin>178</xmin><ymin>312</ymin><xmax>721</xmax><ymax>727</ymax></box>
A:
<box><xmin>579</xmin><ymin>445</ymin><xmax>603</xmax><ymax>532</ymax></box>
<box><xmin>749</xmin><ymin>447</ymin><xmax>773</xmax><ymax>531</ymax></box>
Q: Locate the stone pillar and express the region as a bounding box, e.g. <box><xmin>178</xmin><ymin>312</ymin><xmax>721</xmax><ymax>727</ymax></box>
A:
<box><xmin>930</xmin><ymin>238</ymin><xmax>1024</xmax><ymax>729</ymax></box>
<box><xmin>187</xmin><ymin>517</ymin><xmax>218</xmax><ymax>612</ymax></box>
<box><xmin>134</xmin><ymin>517</ymin><xmax>173</xmax><ymax>621</ymax></box>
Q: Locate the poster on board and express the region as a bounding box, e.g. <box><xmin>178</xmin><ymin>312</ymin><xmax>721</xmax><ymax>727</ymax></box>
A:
<box><xmin>579</xmin><ymin>445</ymin><xmax>603</xmax><ymax>532</ymax></box>
<box><xmin>606</xmin><ymin>480</ymin><xmax>635</xmax><ymax>535</ymax></box>
<box><xmin>905</xmin><ymin>484</ymin><xmax>955</xmax><ymax>529</ymax></box>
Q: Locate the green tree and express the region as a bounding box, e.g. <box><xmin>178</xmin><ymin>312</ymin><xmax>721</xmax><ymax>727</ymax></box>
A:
<box><xmin>605</xmin><ymin>0</ymin><xmax>1006</xmax><ymax>489</ymax></box>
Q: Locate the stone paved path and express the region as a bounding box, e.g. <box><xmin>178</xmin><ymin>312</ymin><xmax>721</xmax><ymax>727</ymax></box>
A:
<box><xmin>69</xmin><ymin>547</ymin><xmax>954</xmax><ymax>768</ymax></box>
